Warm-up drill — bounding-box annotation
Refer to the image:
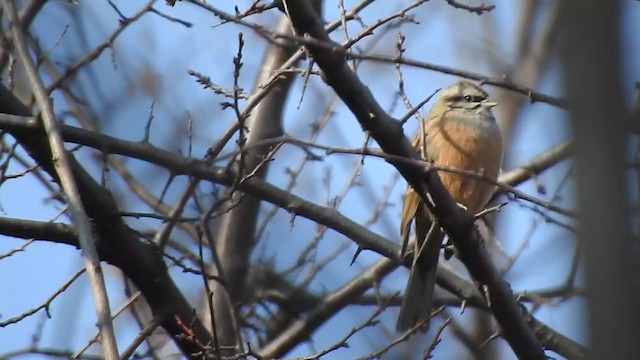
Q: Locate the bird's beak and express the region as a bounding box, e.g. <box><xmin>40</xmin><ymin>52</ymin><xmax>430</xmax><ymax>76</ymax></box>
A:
<box><xmin>482</xmin><ymin>101</ymin><xmax>498</xmax><ymax>108</ymax></box>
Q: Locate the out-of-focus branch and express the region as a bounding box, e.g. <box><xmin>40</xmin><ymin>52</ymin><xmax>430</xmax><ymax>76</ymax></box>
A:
<box><xmin>0</xmin><ymin>108</ymin><xmax>582</xmax><ymax>358</ymax></box>
<box><xmin>44</xmin><ymin>0</ymin><xmax>156</xmax><ymax>94</ymax></box>
<box><xmin>0</xmin><ymin>111</ymin><xmax>402</xmax><ymax>260</ymax></box>
<box><xmin>493</xmin><ymin>0</ymin><xmax>559</xmax><ymax>145</ymax></box>
<box><xmin>0</xmin><ymin>111</ymin><xmax>574</xmax><ymax>260</ymax></box>
<box><xmin>0</xmin><ymin>142</ymin><xmax>587</xmax><ymax>360</ymax></box>
<box><xmin>0</xmin><ymin>0</ymin><xmax>47</xmax><ymax>70</ymax></box>
<box><xmin>560</xmin><ymin>1</ymin><xmax>638</xmax><ymax>359</ymax></box>
<box><xmin>497</xmin><ymin>140</ymin><xmax>571</xmax><ymax>189</ymax></box>
<box><xmin>0</xmin><ymin>212</ymin><xmax>589</xmax><ymax>359</ymax></box>
<box><xmin>186</xmin><ymin>0</ymin><xmax>567</xmax><ymax>109</ymax></box>
<box><xmin>235</xmin><ymin>26</ymin><xmax>568</xmax><ymax>109</ymax></box>
<box><xmin>248</xmin><ymin>259</ymin><xmax>588</xmax><ymax>360</ymax></box>
<box><xmin>152</xmin><ymin>0</ymin><xmax>372</xmax><ymax>252</ymax></box>
<box><xmin>258</xmin><ymin>257</ymin><xmax>398</xmax><ymax>358</ymax></box>
<box><xmin>443</xmin><ymin>0</ymin><xmax>495</xmax><ymax>15</ymax></box>
<box><xmin>280</xmin><ymin>1</ymin><xmax>545</xmax><ymax>359</ymax></box>
<box><xmin>204</xmin><ymin>12</ymin><xmax>310</xmax><ymax>354</ymax></box>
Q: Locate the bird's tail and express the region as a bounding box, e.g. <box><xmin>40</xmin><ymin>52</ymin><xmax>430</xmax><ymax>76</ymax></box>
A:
<box><xmin>396</xmin><ymin>221</ymin><xmax>444</xmax><ymax>332</ymax></box>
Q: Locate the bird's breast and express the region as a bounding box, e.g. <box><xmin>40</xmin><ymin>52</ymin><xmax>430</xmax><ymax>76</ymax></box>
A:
<box><xmin>427</xmin><ymin>119</ymin><xmax>503</xmax><ymax>213</ymax></box>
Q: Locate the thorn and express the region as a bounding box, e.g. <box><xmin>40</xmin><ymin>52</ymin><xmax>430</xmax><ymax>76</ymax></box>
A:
<box><xmin>479</xmin><ymin>328</ymin><xmax>501</xmax><ymax>348</ymax></box>
<box><xmin>460</xmin><ymin>299</ymin><xmax>467</xmax><ymax>315</ymax></box>
<box><xmin>289</xmin><ymin>212</ymin><xmax>297</xmax><ymax>231</ymax></box>
<box><xmin>350</xmin><ymin>246</ymin><xmax>364</xmax><ymax>266</ymax></box>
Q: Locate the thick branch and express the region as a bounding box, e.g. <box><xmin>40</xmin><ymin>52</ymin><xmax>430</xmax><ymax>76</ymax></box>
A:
<box><xmin>205</xmin><ymin>12</ymin><xmax>309</xmax><ymax>354</ymax></box>
<box><xmin>280</xmin><ymin>1</ymin><xmax>545</xmax><ymax>358</ymax></box>
<box><xmin>0</xmin><ymin>85</ymin><xmax>213</xmax><ymax>358</ymax></box>
<box><xmin>0</xmin><ymin>215</ymin><xmax>588</xmax><ymax>360</ymax></box>
<box><xmin>560</xmin><ymin>1</ymin><xmax>638</xmax><ymax>359</ymax></box>
<box><xmin>0</xmin><ymin>111</ymin><xmax>584</xmax><ymax>358</ymax></box>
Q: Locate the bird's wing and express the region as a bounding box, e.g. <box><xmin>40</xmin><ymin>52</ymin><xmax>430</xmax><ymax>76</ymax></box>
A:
<box><xmin>399</xmin><ymin>125</ymin><xmax>434</xmax><ymax>253</ymax></box>
<box><xmin>399</xmin><ymin>186</ymin><xmax>420</xmax><ymax>255</ymax></box>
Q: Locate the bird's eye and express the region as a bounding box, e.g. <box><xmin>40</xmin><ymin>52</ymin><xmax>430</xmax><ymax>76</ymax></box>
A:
<box><xmin>449</xmin><ymin>95</ymin><xmax>487</xmax><ymax>104</ymax></box>
<box><xmin>461</xmin><ymin>95</ymin><xmax>487</xmax><ymax>102</ymax></box>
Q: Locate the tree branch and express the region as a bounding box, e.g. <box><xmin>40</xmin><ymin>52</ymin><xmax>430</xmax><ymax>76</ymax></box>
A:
<box><xmin>0</xmin><ymin>215</ymin><xmax>588</xmax><ymax>359</ymax></box>
<box><xmin>280</xmin><ymin>1</ymin><xmax>545</xmax><ymax>358</ymax></box>
<box><xmin>0</xmin><ymin>85</ymin><xmax>214</xmax><ymax>358</ymax></box>
<box><xmin>2</xmin><ymin>1</ymin><xmax>118</xmax><ymax>357</ymax></box>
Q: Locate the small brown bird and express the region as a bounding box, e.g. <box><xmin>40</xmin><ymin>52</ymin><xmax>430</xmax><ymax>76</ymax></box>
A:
<box><xmin>396</xmin><ymin>80</ymin><xmax>504</xmax><ymax>332</ymax></box>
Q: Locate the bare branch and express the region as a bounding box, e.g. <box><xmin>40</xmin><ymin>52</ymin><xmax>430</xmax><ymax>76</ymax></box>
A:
<box><xmin>281</xmin><ymin>1</ymin><xmax>545</xmax><ymax>358</ymax></box>
<box><xmin>2</xmin><ymin>1</ymin><xmax>118</xmax><ymax>357</ymax></box>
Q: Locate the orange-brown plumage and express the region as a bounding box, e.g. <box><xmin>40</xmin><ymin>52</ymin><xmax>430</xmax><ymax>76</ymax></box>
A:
<box><xmin>429</xmin><ymin>115</ymin><xmax>503</xmax><ymax>213</ymax></box>
<box><xmin>397</xmin><ymin>80</ymin><xmax>503</xmax><ymax>332</ymax></box>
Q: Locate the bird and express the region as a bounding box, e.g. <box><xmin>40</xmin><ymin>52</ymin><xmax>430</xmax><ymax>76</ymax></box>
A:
<box><xmin>396</xmin><ymin>80</ymin><xmax>504</xmax><ymax>332</ymax></box>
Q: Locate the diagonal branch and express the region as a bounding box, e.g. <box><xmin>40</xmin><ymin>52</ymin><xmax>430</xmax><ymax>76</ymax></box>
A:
<box><xmin>0</xmin><ymin>111</ymin><xmax>582</xmax><ymax>358</ymax></box>
<box><xmin>0</xmin><ymin>214</ymin><xmax>587</xmax><ymax>359</ymax></box>
<box><xmin>0</xmin><ymin>86</ymin><xmax>213</xmax><ymax>357</ymax></box>
<box><xmin>2</xmin><ymin>1</ymin><xmax>118</xmax><ymax>357</ymax></box>
<box><xmin>280</xmin><ymin>1</ymin><xmax>546</xmax><ymax>359</ymax></box>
